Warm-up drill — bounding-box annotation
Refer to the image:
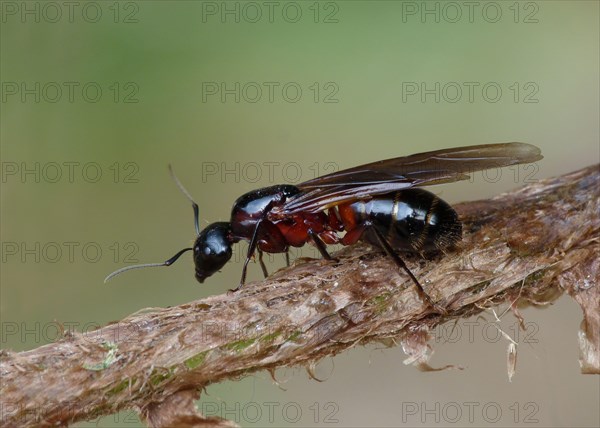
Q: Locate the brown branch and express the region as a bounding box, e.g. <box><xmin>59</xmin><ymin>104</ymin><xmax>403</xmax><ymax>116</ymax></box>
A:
<box><xmin>1</xmin><ymin>165</ymin><xmax>598</xmax><ymax>428</ymax></box>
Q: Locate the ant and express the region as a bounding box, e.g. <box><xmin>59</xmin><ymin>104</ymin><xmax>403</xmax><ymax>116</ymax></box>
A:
<box><xmin>106</xmin><ymin>142</ymin><xmax>542</xmax><ymax>311</ymax></box>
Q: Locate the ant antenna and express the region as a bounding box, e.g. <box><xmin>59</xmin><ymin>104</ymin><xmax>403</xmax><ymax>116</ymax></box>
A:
<box><xmin>104</xmin><ymin>247</ymin><xmax>193</xmax><ymax>283</ymax></box>
<box><xmin>168</xmin><ymin>164</ymin><xmax>200</xmax><ymax>236</ymax></box>
<box><xmin>104</xmin><ymin>166</ymin><xmax>201</xmax><ymax>283</ymax></box>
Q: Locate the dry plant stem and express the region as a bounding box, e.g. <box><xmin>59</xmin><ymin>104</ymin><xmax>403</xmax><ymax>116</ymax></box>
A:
<box><xmin>1</xmin><ymin>165</ymin><xmax>598</xmax><ymax>428</ymax></box>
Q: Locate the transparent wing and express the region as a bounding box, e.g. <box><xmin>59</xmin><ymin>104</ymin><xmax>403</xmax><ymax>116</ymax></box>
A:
<box><xmin>279</xmin><ymin>142</ymin><xmax>542</xmax><ymax>214</ymax></box>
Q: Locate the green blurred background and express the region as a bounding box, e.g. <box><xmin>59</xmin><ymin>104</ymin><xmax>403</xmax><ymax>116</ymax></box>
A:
<box><xmin>1</xmin><ymin>1</ymin><xmax>598</xmax><ymax>427</ymax></box>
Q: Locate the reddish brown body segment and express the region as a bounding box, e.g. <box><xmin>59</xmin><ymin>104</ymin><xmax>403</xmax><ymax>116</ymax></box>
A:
<box><xmin>230</xmin><ymin>185</ymin><xmax>341</xmax><ymax>253</ymax></box>
<box><xmin>273</xmin><ymin>211</ymin><xmax>341</xmax><ymax>247</ymax></box>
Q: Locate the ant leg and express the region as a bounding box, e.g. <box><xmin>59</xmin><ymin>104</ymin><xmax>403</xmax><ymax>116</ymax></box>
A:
<box><xmin>257</xmin><ymin>248</ymin><xmax>269</xmax><ymax>278</ymax></box>
<box><xmin>229</xmin><ymin>219</ymin><xmax>263</xmax><ymax>293</ymax></box>
<box><xmin>307</xmin><ymin>229</ymin><xmax>337</xmax><ymax>261</ymax></box>
<box><xmin>366</xmin><ymin>223</ymin><xmax>446</xmax><ymax>314</ymax></box>
<box><xmin>285</xmin><ymin>251</ymin><xmax>290</xmax><ymax>267</ymax></box>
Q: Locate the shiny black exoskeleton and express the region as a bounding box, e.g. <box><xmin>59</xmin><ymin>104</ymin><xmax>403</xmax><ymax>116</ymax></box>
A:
<box><xmin>105</xmin><ymin>143</ymin><xmax>542</xmax><ymax>312</ymax></box>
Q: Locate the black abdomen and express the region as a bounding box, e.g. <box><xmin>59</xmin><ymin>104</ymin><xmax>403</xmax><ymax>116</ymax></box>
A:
<box><xmin>343</xmin><ymin>189</ymin><xmax>462</xmax><ymax>252</ymax></box>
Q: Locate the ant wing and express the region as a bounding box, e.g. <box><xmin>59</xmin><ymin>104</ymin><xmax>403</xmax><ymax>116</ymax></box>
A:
<box><xmin>279</xmin><ymin>142</ymin><xmax>542</xmax><ymax>214</ymax></box>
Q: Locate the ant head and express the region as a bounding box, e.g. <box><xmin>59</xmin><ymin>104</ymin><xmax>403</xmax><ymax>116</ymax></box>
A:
<box><xmin>104</xmin><ymin>165</ymin><xmax>234</xmax><ymax>285</ymax></box>
<box><xmin>193</xmin><ymin>222</ymin><xmax>233</xmax><ymax>283</ymax></box>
